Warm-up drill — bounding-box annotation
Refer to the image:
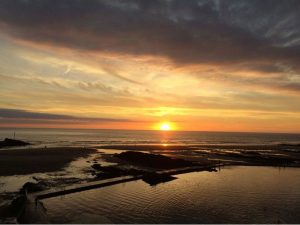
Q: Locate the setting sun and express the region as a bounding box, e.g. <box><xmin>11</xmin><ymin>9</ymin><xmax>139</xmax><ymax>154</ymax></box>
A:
<box><xmin>160</xmin><ymin>123</ymin><xmax>171</xmax><ymax>131</ymax></box>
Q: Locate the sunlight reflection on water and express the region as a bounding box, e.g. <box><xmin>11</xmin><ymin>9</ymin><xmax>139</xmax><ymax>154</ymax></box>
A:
<box><xmin>1</xmin><ymin>128</ymin><xmax>300</xmax><ymax>148</ymax></box>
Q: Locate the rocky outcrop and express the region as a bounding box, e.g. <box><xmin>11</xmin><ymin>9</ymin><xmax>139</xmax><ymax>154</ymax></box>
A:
<box><xmin>0</xmin><ymin>138</ymin><xmax>30</xmax><ymax>148</ymax></box>
<box><xmin>115</xmin><ymin>151</ymin><xmax>195</xmax><ymax>169</ymax></box>
<box><xmin>19</xmin><ymin>182</ymin><xmax>47</xmax><ymax>194</ymax></box>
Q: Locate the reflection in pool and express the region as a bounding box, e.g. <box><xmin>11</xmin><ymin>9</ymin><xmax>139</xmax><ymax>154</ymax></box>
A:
<box><xmin>42</xmin><ymin>166</ymin><xmax>300</xmax><ymax>224</ymax></box>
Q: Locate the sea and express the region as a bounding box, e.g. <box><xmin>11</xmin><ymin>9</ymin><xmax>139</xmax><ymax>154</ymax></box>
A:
<box><xmin>0</xmin><ymin>128</ymin><xmax>300</xmax><ymax>149</ymax></box>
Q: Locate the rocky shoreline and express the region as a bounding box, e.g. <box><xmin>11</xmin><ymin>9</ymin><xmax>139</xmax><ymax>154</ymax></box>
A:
<box><xmin>0</xmin><ymin>144</ymin><xmax>300</xmax><ymax>223</ymax></box>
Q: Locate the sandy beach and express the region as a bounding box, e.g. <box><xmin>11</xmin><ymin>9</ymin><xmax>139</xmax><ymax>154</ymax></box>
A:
<box><xmin>0</xmin><ymin>147</ymin><xmax>96</xmax><ymax>176</ymax></box>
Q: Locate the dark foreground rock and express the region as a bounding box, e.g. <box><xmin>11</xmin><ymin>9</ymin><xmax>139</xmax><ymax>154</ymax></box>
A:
<box><xmin>92</xmin><ymin>164</ymin><xmax>147</xmax><ymax>179</ymax></box>
<box><xmin>142</xmin><ymin>172</ymin><xmax>177</xmax><ymax>186</ymax></box>
<box><xmin>91</xmin><ymin>163</ymin><xmax>102</xmax><ymax>170</ymax></box>
<box><xmin>0</xmin><ymin>138</ymin><xmax>30</xmax><ymax>148</ymax></box>
<box><xmin>115</xmin><ymin>151</ymin><xmax>195</xmax><ymax>169</ymax></box>
<box><xmin>0</xmin><ymin>195</ymin><xmax>26</xmax><ymax>223</ymax></box>
<box><xmin>91</xmin><ymin>163</ymin><xmax>177</xmax><ymax>186</ymax></box>
<box><xmin>19</xmin><ymin>182</ymin><xmax>47</xmax><ymax>194</ymax></box>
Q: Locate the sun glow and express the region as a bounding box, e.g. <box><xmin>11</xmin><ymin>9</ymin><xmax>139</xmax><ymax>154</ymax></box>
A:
<box><xmin>160</xmin><ymin>122</ymin><xmax>171</xmax><ymax>131</ymax></box>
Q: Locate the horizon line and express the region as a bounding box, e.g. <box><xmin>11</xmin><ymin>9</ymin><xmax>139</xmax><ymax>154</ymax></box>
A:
<box><xmin>0</xmin><ymin>126</ymin><xmax>299</xmax><ymax>135</ymax></box>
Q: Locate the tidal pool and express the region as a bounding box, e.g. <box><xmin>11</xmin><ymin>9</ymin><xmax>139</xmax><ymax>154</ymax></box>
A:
<box><xmin>42</xmin><ymin>166</ymin><xmax>300</xmax><ymax>224</ymax></box>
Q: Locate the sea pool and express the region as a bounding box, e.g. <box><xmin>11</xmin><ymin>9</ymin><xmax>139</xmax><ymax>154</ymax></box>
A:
<box><xmin>42</xmin><ymin>166</ymin><xmax>300</xmax><ymax>224</ymax></box>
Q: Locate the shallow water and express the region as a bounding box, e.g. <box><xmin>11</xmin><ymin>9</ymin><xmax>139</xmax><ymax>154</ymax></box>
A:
<box><xmin>0</xmin><ymin>152</ymin><xmax>109</xmax><ymax>193</ymax></box>
<box><xmin>42</xmin><ymin>166</ymin><xmax>300</xmax><ymax>224</ymax></box>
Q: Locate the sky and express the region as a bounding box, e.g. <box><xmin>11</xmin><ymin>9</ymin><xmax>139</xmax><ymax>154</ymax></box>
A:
<box><xmin>0</xmin><ymin>0</ymin><xmax>300</xmax><ymax>132</ymax></box>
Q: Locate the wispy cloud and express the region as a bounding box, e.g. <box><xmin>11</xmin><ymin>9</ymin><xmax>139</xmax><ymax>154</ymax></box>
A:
<box><xmin>0</xmin><ymin>108</ymin><xmax>130</xmax><ymax>122</ymax></box>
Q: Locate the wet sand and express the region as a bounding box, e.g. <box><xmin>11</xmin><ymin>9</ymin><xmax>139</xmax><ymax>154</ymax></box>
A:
<box><xmin>0</xmin><ymin>147</ymin><xmax>96</xmax><ymax>176</ymax></box>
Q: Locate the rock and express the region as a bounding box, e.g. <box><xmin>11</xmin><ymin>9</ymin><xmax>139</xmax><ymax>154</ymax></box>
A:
<box><xmin>126</xmin><ymin>168</ymin><xmax>146</xmax><ymax>176</ymax></box>
<box><xmin>9</xmin><ymin>195</ymin><xmax>27</xmax><ymax>216</ymax></box>
<box><xmin>142</xmin><ymin>172</ymin><xmax>177</xmax><ymax>186</ymax></box>
<box><xmin>93</xmin><ymin>165</ymin><xmax>148</xmax><ymax>179</ymax></box>
<box><xmin>115</xmin><ymin>151</ymin><xmax>195</xmax><ymax>169</ymax></box>
<box><xmin>0</xmin><ymin>138</ymin><xmax>30</xmax><ymax>148</ymax></box>
<box><xmin>207</xmin><ymin>167</ymin><xmax>218</xmax><ymax>172</ymax></box>
<box><xmin>91</xmin><ymin>163</ymin><xmax>102</xmax><ymax>170</ymax></box>
<box><xmin>97</xmin><ymin>166</ymin><xmax>124</xmax><ymax>175</ymax></box>
<box><xmin>19</xmin><ymin>182</ymin><xmax>46</xmax><ymax>194</ymax></box>
<box><xmin>0</xmin><ymin>217</ymin><xmax>18</xmax><ymax>224</ymax></box>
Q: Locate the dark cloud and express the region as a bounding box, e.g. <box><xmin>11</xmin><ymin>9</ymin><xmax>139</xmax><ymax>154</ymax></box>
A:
<box><xmin>238</xmin><ymin>63</ymin><xmax>288</xmax><ymax>74</ymax></box>
<box><xmin>0</xmin><ymin>0</ymin><xmax>300</xmax><ymax>69</ymax></box>
<box><xmin>0</xmin><ymin>108</ymin><xmax>130</xmax><ymax>122</ymax></box>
